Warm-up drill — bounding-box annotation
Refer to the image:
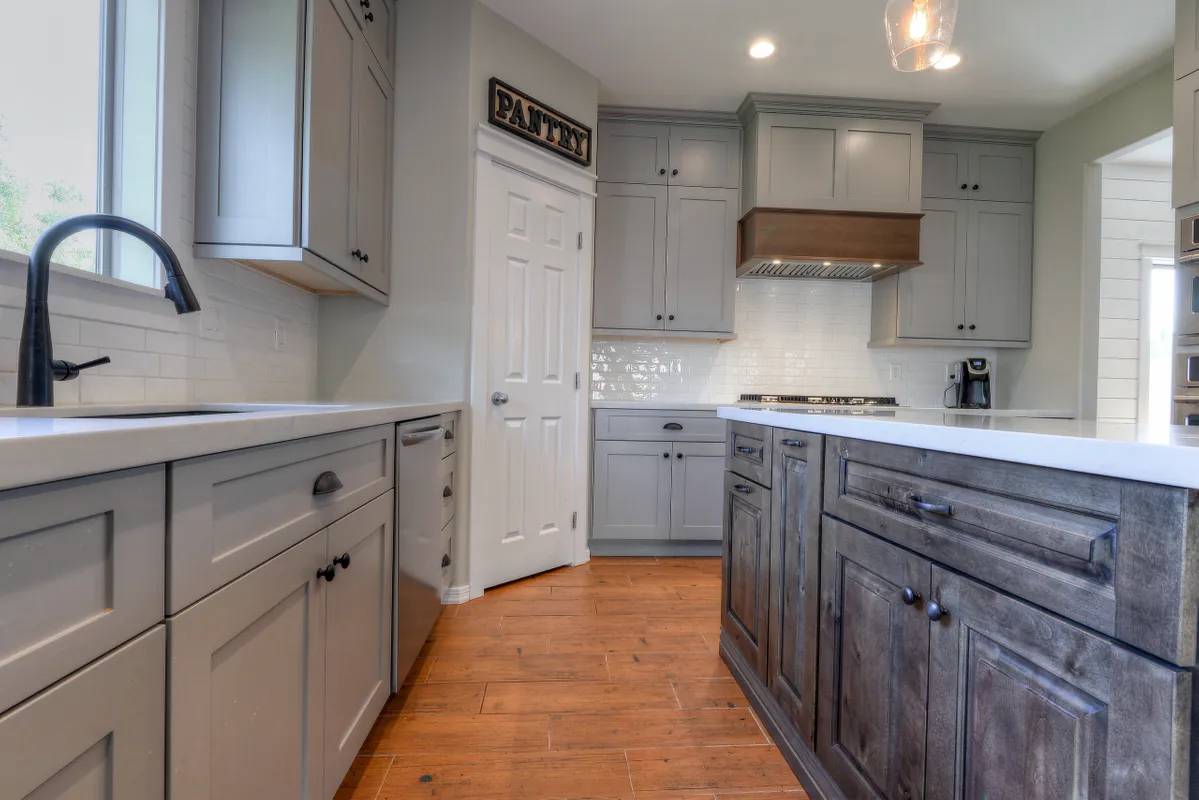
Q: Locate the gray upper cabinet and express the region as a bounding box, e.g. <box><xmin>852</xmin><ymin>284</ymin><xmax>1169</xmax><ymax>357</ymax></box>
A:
<box><xmin>922</xmin><ymin>139</ymin><xmax>1034</xmax><ymax>202</ymax></box>
<box><xmin>323</xmin><ymin>492</ymin><xmax>394</xmax><ymax>797</ymax></box>
<box><xmin>668</xmin><ymin>125</ymin><xmax>742</xmax><ymax>188</ymax></box>
<box><xmin>169</xmin><ymin>530</ymin><xmax>327</xmax><ymax>800</ymax></box>
<box><xmin>1178</xmin><ymin>0</ymin><xmax>1199</xmax><ymax>80</ymax></box>
<box><xmin>665</xmin><ymin>186</ymin><xmax>738</xmax><ymax>334</ymax></box>
<box><xmin>593</xmin><ymin>182</ymin><xmax>668</xmax><ymax>330</ymax></box>
<box><xmin>669</xmin><ymin>442</ymin><xmax>725</xmax><ymax>541</ymax></box>
<box><xmin>965</xmin><ymin>201</ymin><xmax>1033</xmax><ymax>342</ymax></box>
<box><xmin>0</xmin><ymin>626</ymin><xmax>165</xmax><ymax>800</ymax></box>
<box><xmin>0</xmin><ymin>466</ymin><xmax>164</xmax><ymax>715</ymax></box>
<box><xmin>598</xmin><ymin>119</ymin><xmax>741</xmax><ymax>189</ymax></box>
<box><xmin>598</xmin><ymin>121</ymin><xmax>670</xmax><ymax>184</ymax></box>
<box><xmin>921</xmin><ymin>139</ymin><xmax>970</xmax><ymax>199</ymax></box>
<box><xmin>592</xmin><ymin>440</ymin><xmax>673</xmax><ymax>540</ymax></box>
<box><xmin>894</xmin><ymin>198</ymin><xmax>967</xmax><ymax>340</ymax></box>
<box><xmin>196</xmin><ymin>0</ymin><xmax>394</xmax><ymax>302</ymax></box>
<box><xmin>1175</xmin><ymin>71</ymin><xmax>1199</xmax><ymax>209</ymax></box>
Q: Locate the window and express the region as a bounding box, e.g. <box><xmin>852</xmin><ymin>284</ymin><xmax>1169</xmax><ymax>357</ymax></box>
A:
<box><xmin>0</xmin><ymin>0</ymin><xmax>162</xmax><ymax>287</ymax></box>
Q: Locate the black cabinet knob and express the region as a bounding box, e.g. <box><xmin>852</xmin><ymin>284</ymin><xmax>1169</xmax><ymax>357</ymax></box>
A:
<box><xmin>956</xmin><ymin>324</ymin><xmax>965</xmax><ymax>331</ymax></box>
<box><xmin>663</xmin><ymin>452</ymin><xmax>670</xmax><ymax>458</ymax></box>
<box><xmin>362</xmin><ymin>252</ymin><xmax>370</xmax><ymax>263</ymax></box>
<box><xmin>959</xmin><ymin>183</ymin><xmax>968</xmax><ymax>190</ymax></box>
<box><xmin>671</xmin><ymin>168</ymin><xmax>679</xmax><ymax>176</ymax></box>
<box><xmin>656</xmin><ymin>314</ymin><xmax>663</xmax><ymax>321</ymax></box>
<box><xmin>364</xmin><ymin>10</ymin><xmax>374</xmax><ymax>21</ymax></box>
<box><xmin>668</xmin><ymin>314</ymin><xmax>675</xmax><ymax>321</ymax></box>
<box><xmin>334</xmin><ymin>552</ymin><xmax>351</xmax><ymax>570</ymax></box>
<box><xmin>658</xmin><ymin>168</ymin><xmax>666</xmax><ymax>176</ymax></box>
<box><xmin>972</xmin><ymin>184</ymin><xmax>980</xmax><ymax>191</ymax></box>
<box><xmin>351</xmin><ymin>248</ymin><xmax>363</xmax><ymax>260</ymax></box>
<box><xmin>901</xmin><ymin>586</ymin><xmax>921</xmax><ymax>606</ymax></box>
<box><xmin>313</xmin><ymin>470</ymin><xmax>344</xmax><ymax>496</ymax></box>
<box><xmin>968</xmin><ymin>324</ymin><xmax>976</xmax><ymax>331</ymax></box>
<box><xmin>676</xmin><ymin>452</ymin><xmax>683</xmax><ymax>459</ymax></box>
<box><xmin>926</xmin><ymin>601</ymin><xmax>948</xmax><ymax>622</ymax></box>
<box><xmin>317</xmin><ymin>564</ymin><xmax>337</xmax><ymax>582</ymax></box>
<box><xmin>360</xmin><ymin>0</ymin><xmax>370</xmax><ymax>6</ymax></box>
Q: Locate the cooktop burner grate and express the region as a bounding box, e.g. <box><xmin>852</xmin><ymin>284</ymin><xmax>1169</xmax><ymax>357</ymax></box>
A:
<box><xmin>739</xmin><ymin>394</ymin><xmax>899</xmax><ymax>406</ymax></box>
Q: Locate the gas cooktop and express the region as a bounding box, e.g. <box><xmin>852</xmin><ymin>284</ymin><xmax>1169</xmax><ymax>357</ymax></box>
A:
<box><xmin>739</xmin><ymin>394</ymin><xmax>899</xmax><ymax>406</ymax></box>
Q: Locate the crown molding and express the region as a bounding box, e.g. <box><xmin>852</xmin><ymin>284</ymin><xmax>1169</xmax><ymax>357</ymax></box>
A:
<box><xmin>738</xmin><ymin>92</ymin><xmax>939</xmax><ymax>123</ymax></box>
<box><xmin>924</xmin><ymin>124</ymin><xmax>1042</xmax><ymax>144</ymax></box>
<box><xmin>599</xmin><ymin>105</ymin><xmax>741</xmax><ymax>127</ymax></box>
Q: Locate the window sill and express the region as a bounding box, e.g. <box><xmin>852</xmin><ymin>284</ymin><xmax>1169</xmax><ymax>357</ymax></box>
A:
<box><xmin>0</xmin><ymin>248</ymin><xmax>164</xmax><ymax>300</ymax></box>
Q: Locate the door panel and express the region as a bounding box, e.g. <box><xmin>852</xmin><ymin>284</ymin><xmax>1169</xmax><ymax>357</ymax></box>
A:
<box><xmin>594</xmin><ymin>182</ymin><xmax>667</xmax><ymax>329</ymax></box>
<box><xmin>351</xmin><ymin>45</ymin><xmax>392</xmax><ymax>291</ymax></box>
<box><xmin>1175</xmin><ymin>71</ymin><xmax>1199</xmax><ymax>208</ymax></box>
<box><xmin>592</xmin><ymin>441</ymin><xmax>672</xmax><ymax>540</ymax></box>
<box><xmin>922</xmin><ymin>140</ymin><xmax>970</xmax><ymax>199</ymax></box>
<box><xmin>768</xmin><ymin>433</ymin><xmax>823</xmax><ymax>745</ymax></box>
<box><xmin>598</xmin><ymin>121</ymin><xmax>669</xmax><ymax>184</ymax></box>
<box><xmin>898</xmin><ymin>199</ymin><xmax>967</xmax><ymax>339</ymax></box>
<box><xmin>968</xmin><ymin>143</ymin><xmax>1034</xmax><ymax>203</ymax></box>
<box><xmin>483</xmin><ymin>165</ymin><xmax>581</xmax><ymax>587</ymax></box>
<box><xmin>966</xmin><ymin>201</ymin><xmax>1032</xmax><ymax>342</ymax></box>
<box><xmin>665</xmin><ymin>186</ymin><xmax>737</xmax><ymax>334</ymax></box>
<box><xmin>817</xmin><ymin>517</ymin><xmax>930</xmax><ymax>800</ymax></box>
<box><xmin>722</xmin><ymin>473</ymin><xmax>771</xmax><ymax>677</ymax></box>
<box><xmin>926</xmin><ymin>566</ymin><xmax>1190</xmax><ymax>800</ymax></box>
<box><xmin>668</xmin><ymin>125</ymin><xmax>741</xmax><ymax>188</ymax></box>
<box><xmin>669</xmin><ymin>441</ymin><xmax>725</xmax><ymax>541</ymax></box>
<box><xmin>843</xmin><ymin>127</ymin><xmax>919</xmax><ymax>210</ymax></box>
<box><xmin>765</xmin><ymin>122</ymin><xmax>838</xmax><ymax>206</ymax></box>
<box><xmin>304</xmin><ymin>0</ymin><xmax>357</xmax><ymax>271</ymax></box>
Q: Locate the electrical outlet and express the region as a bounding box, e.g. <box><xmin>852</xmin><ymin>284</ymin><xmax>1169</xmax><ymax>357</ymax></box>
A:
<box><xmin>947</xmin><ymin>362</ymin><xmax>962</xmax><ymax>383</ymax></box>
<box><xmin>888</xmin><ymin>363</ymin><xmax>902</xmax><ymax>381</ymax></box>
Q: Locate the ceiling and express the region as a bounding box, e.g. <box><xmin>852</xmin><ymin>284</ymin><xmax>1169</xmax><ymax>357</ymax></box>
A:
<box><xmin>479</xmin><ymin>0</ymin><xmax>1173</xmax><ymax>130</ymax></box>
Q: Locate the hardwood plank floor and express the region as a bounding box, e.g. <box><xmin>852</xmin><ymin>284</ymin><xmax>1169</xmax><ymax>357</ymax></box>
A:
<box><xmin>339</xmin><ymin>556</ymin><xmax>808</xmax><ymax>800</ymax></box>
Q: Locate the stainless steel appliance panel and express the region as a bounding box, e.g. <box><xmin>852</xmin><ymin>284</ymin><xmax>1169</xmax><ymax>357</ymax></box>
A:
<box><xmin>1176</xmin><ymin>265</ymin><xmax>1199</xmax><ymax>343</ymax></box>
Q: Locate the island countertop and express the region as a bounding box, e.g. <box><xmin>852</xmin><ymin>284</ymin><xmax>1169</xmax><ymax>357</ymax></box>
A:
<box><xmin>0</xmin><ymin>401</ymin><xmax>464</xmax><ymax>492</ymax></box>
<box><xmin>718</xmin><ymin>405</ymin><xmax>1199</xmax><ymax>490</ymax></box>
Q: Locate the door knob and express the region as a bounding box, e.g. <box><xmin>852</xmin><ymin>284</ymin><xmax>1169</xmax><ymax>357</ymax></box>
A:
<box><xmin>491</xmin><ymin>391</ymin><xmax>509</xmax><ymax>406</ymax></box>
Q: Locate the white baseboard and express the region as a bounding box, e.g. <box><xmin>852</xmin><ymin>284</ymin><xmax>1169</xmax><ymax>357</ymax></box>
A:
<box><xmin>442</xmin><ymin>584</ymin><xmax>471</xmax><ymax>604</ymax></box>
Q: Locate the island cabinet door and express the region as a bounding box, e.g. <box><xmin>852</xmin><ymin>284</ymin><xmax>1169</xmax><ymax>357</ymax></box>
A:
<box><xmin>817</xmin><ymin>517</ymin><xmax>931</xmax><ymax>800</ymax></box>
<box><xmin>925</xmin><ymin>566</ymin><xmax>1191</xmax><ymax>800</ymax></box>
<box><xmin>168</xmin><ymin>530</ymin><xmax>328</xmax><ymax>800</ymax></box>
<box><xmin>722</xmin><ymin>472</ymin><xmax>772</xmax><ymax>678</ymax></box>
<box><xmin>767</xmin><ymin>431</ymin><xmax>823</xmax><ymax>745</ymax></box>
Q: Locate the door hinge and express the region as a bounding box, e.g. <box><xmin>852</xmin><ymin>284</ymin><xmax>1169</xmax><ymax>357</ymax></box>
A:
<box><xmin>571</xmin><ymin>511</ymin><xmax>578</xmax><ymax>530</ymax></box>
<box><xmin>574</xmin><ymin>371</ymin><xmax>581</xmax><ymax>390</ymax></box>
<box><xmin>577</xmin><ymin>231</ymin><xmax>583</xmax><ymax>250</ymax></box>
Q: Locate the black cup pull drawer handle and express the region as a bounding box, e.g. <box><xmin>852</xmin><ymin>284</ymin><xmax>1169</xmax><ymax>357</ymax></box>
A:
<box><xmin>911</xmin><ymin>496</ymin><xmax>952</xmax><ymax>516</ymax></box>
<box><xmin>334</xmin><ymin>552</ymin><xmax>351</xmax><ymax>570</ymax></box>
<box><xmin>736</xmin><ymin>446</ymin><xmax>759</xmax><ymax>456</ymax></box>
<box><xmin>313</xmin><ymin>471</ymin><xmax>344</xmax><ymax>496</ymax></box>
<box><xmin>733</xmin><ymin>484</ymin><xmax>753</xmax><ymax>494</ymax></box>
<box><xmin>443</xmin><ymin>485</ymin><xmax>454</xmax><ymax>498</ymax></box>
<box><xmin>663</xmin><ymin>422</ymin><xmax>684</xmax><ymax>431</ymax></box>
<box><xmin>317</xmin><ymin>564</ymin><xmax>336</xmax><ymax>582</ymax></box>
<box><xmin>927</xmin><ymin>601</ymin><xmax>948</xmax><ymax>622</ymax></box>
<box><xmin>365</xmin><ymin>11</ymin><xmax>375</xmax><ymax>21</ymax></box>
<box><xmin>442</xmin><ymin>553</ymin><xmax>451</xmax><ymax>568</ymax></box>
<box><xmin>901</xmin><ymin>586</ymin><xmax>921</xmax><ymax>606</ymax></box>
<box><xmin>780</xmin><ymin>438</ymin><xmax>806</xmax><ymax>448</ymax></box>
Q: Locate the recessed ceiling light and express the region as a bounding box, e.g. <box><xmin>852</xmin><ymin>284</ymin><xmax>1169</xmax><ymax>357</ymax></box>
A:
<box><xmin>749</xmin><ymin>39</ymin><xmax>776</xmax><ymax>59</ymax></box>
<box><xmin>933</xmin><ymin>52</ymin><xmax>962</xmax><ymax>70</ymax></box>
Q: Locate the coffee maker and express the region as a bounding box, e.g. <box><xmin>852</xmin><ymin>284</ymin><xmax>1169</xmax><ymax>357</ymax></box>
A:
<box><xmin>951</xmin><ymin>358</ymin><xmax>991</xmax><ymax>409</ymax></box>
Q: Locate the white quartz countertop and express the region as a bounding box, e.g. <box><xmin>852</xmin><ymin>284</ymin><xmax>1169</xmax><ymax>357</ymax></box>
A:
<box><xmin>590</xmin><ymin>400</ymin><xmax>723</xmax><ymax>411</ymax></box>
<box><xmin>0</xmin><ymin>401</ymin><xmax>464</xmax><ymax>492</ymax></box>
<box><xmin>719</xmin><ymin>405</ymin><xmax>1199</xmax><ymax>489</ymax></box>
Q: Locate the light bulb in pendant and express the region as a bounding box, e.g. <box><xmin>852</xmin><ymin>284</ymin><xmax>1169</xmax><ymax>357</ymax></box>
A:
<box><xmin>908</xmin><ymin>4</ymin><xmax>929</xmax><ymax>39</ymax></box>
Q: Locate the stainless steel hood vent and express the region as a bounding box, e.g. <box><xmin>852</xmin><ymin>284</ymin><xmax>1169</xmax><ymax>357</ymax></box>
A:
<box><xmin>740</xmin><ymin>260</ymin><xmax>885</xmax><ymax>280</ymax></box>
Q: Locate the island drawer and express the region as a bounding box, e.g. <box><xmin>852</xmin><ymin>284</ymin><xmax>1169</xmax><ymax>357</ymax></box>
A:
<box><xmin>168</xmin><ymin>425</ymin><xmax>394</xmax><ymax>613</ymax></box>
<box><xmin>594</xmin><ymin>409</ymin><xmax>726</xmax><ymax>442</ymax></box>
<box><xmin>0</xmin><ymin>465</ymin><xmax>165</xmax><ymax>715</ymax></box>
<box><xmin>727</xmin><ymin>421</ymin><xmax>773</xmax><ymax>487</ymax></box>
<box><xmin>824</xmin><ymin>435</ymin><xmax>1199</xmax><ymax>665</ymax></box>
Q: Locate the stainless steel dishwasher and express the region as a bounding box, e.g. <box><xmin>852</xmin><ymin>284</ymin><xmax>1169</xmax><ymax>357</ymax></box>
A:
<box><xmin>393</xmin><ymin>418</ymin><xmax>446</xmax><ymax>687</ymax></box>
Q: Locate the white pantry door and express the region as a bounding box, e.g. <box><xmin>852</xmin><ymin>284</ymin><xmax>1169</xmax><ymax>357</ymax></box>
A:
<box><xmin>481</xmin><ymin>164</ymin><xmax>581</xmax><ymax>588</ymax></box>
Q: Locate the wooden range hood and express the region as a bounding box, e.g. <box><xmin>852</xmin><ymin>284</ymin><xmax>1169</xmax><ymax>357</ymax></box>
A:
<box><xmin>737</xmin><ymin>208</ymin><xmax>923</xmax><ymax>281</ymax></box>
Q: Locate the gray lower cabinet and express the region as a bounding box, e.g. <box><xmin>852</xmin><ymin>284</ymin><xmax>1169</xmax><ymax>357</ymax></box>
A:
<box><xmin>669</xmin><ymin>441</ymin><xmax>725</xmax><ymax>540</ymax></box>
<box><xmin>592</xmin><ymin>440</ymin><xmax>673</xmax><ymax>540</ymax></box>
<box><xmin>721</xmin><ymin>472</ymin><xmax>771</xmax><ymax>677</ymax></box>
<box><xmin>766</xmin><ymin>432</ymin><xmax>822</xmax><ymax>746</ymax></box>
<box><xmin>0</xmin><ymin>626</ymin><xmax>165</xmax><ymax>799</ymax></box>
<box><xmin>816</xmin><ymin>516</ymin><xmax>930</xmax><ymax>800</ymax></box>
<box><xmin>323</xmin><ymin>492</ymin><xmax>394</xmax><ymax>797</ymax></box>
<box><xmin>169</xmin><ymin>531</ymin><xmax>328</xmax><ymax>800</ymax></box>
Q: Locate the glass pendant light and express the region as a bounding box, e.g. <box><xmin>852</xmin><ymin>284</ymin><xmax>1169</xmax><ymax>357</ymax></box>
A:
<box><xmin>885</xmin><ymin>0</ymin><xmax>958</xmax><ymax>72</ymax></box>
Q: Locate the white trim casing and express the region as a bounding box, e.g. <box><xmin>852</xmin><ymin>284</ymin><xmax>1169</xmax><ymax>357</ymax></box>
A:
<box><xmin>442</xmin><ymin>585</ymin><xmax>472</xmax><ymax>605</ymax></box>
<box><xmin>466</xmin><ymin>123</ymin><xmax>596</xmax><ymax>599</ymax></box>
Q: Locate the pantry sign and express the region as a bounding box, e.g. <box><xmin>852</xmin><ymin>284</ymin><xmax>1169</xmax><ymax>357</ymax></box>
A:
<box><xmin>488</xmin><ymin>78</ymin><xmax>592</xmax><ymax>167</ymax></box>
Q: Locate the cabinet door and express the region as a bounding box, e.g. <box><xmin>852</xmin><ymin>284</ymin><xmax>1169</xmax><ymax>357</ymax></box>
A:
<box><xmin>665</xmin><ymin>186</ymin><xmax>737</xmax><ymax>334</ymax></box>
<box><xmin>756</xmin><ymin>114</ymin><xmax>839</xmax><ymax>208</ymax></box>
<box><xmin>921</xmin><ymin>139</ymin><xmax>970</xmax><ymax>199</ymax></box>
<box><xmin>304</xmin><ymin>0</ymin><xmax>358</xmax><ymax>273</ymax></box>
<box><xmin>817</xmin><ymin>517</ymin><xmax>930</xmax><ymax>800</ymax></box>
<box><xmin>926</xmin><ymin>567</ymin><xmax>1189</xmax><ymax>800</ymax></box>
<box><xmin>1175</xmin><ymin>71</ymin><xmax>1199</xmax><ymax>208</ymax></box>
<box><xmin>351</xmin><ymin>42</ymin><xmax>393</xmax><ymax>291</ymax></box>
<box><xmin>767</xmin><ymin>433</ymin><xmax>823</xmax><ymax>746</ymax></box>
<box><xmin>668</xmin><ymin>125</ymin><xmax>741</xmax><ymax>188</ymax></box>
<box><xmin>0</xmin><ymin>626</ymin><xmax>164</xmax><ymax>800</ymax></box>
<box><xmin>967</xmin><ymin>143</ymin><xmax>1034</xmax><ymax>203</ymax></box>
<box><xmin>722</xmin><ymin>473</ymin><xmax>772</xmax><ymax>677</ymax></box>
<box><xmin>1180</xmin><ymin>0</ymin><xmax>1199</xmax><ymax>79</ymax></box>
<box><xmin>840</xmin><ymin>120</ymin><xmax>923</xmax><ymax>213</ymax></box>
<box><xmin>597</xmin><ymin>121</ymin><xmax>669</xmax><ymax>184</ymax></box>
<box><xmin>324</xmin><ymin>492</ymin><xmax>394</xmax><ymax>797</ymax></box>
<box><xmin>669</xmin><ymin>442</ymin><xmax>725</xmax><ymax>541</ymax></box>
<box><xmin>592</xmin><ymin>441</ymin><xmax>672</xmax><ymax>540</ymax></box>
<box><xmin>355</xmin><ymin>0</ymin><xmax>394</xmax><ymax>78</ymax></box>
<box><xmin>897</xmin><ymin>198</ymin><xmax>968</xmax><ymax>339</ymax></box>
<box><xmin>169</xmin><ymin>531</ymin><xmax>327</xmax><ymax>800</ymax></box>
<box><xmin>965</xmin><ymin>201</ymin><xmax>1032</xmax><ymax>342</ymax></box>
<box><xmin>593</xmin><ymin>182</ymin><xmax>668</xmax><ymax>330</ymax></box>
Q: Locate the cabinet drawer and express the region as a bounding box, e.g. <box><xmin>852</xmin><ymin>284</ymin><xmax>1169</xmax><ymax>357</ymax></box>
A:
<box><xmin>440</xmin><ymin>451</ymin><xmax>458</xmax><ymax>529</ymax></box>
<box><xmin>0</xmin><ymin>625</ymin><xmax>165</xmax><ymax>799</ymax></box>
<box><xmin>727</xmin><ymin>421</ymin><xmax>772</xmax><ymax>486</ymax></box>
<box><xmin>595</xmin><ymin>409</ymin><xmax>725</xmax><ymax>441</ymax></box>
<box><xmin>0</xmin><ymin>466</ymin><xmax>165</xmax><ymax>714</ymax></box>
<box><xmin>169</xmin><ymin>425</ymin><xmax>394</xmax><ymax>613</ymax></box>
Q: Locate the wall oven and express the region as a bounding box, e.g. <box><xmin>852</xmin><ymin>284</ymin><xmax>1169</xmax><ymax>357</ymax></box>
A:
<box><xmin>1175</xmin><ymin>265</ymin><xmax>1199</xmax><ymax>344</ymax></box>
<box><xmin>1174</xmin><ymin>399</ymin><xmax>1199</xmax><ymax>426</ymax></box>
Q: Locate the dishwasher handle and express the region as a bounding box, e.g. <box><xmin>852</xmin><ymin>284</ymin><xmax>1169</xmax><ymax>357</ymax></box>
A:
<box><xmin>401</xmin><ymin>426</ymin><xmax>445</xmax><ymax>447</ymax></box>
